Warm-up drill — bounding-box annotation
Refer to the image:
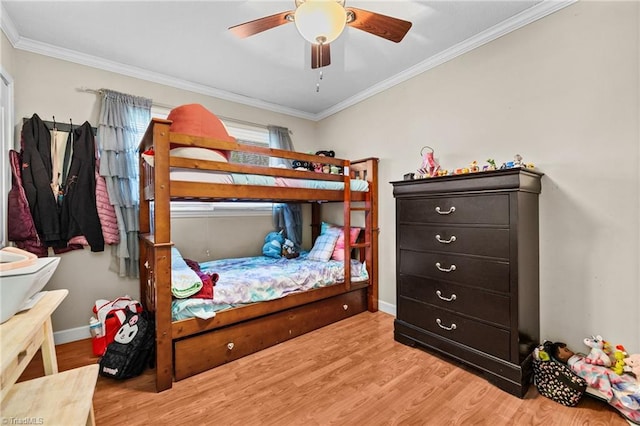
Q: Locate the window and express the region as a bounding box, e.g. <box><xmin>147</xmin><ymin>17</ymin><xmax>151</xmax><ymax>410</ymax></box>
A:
<box><xmin>150</xmin><ymin>106</ymin><xmax>272</xmax><ymax>217</ymax></box>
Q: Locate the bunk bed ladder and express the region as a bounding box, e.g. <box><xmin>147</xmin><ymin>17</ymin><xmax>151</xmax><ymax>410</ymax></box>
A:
<box><xmin>346</xmin><ymin>158</ymin><xmax>378</xmax><ymax>312</ymax></box>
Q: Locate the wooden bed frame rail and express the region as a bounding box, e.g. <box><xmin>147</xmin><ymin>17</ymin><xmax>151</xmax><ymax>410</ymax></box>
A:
<box><xmin>138</xmin><ymin>119</ymin><xmax>379</xmax><ymax>391</ymax></box>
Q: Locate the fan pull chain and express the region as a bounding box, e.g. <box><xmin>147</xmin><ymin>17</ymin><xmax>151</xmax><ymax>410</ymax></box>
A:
<box><xmin>316</xmin><ymin>41</ymin><xmax>324</xmax><ymax>93</ymax></box>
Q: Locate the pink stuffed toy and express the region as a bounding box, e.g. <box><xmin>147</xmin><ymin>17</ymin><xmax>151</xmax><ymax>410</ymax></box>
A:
<box><xmin>625</xmin><ymin>353</ymin><xmax>640</xmax><ymax>383</ymax></box>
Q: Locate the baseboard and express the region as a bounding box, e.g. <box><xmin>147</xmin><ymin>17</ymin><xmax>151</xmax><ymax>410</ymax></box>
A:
<box><xmin>378</xmin><ymin>300</ymin><xmax>396</xmax><ymax>317</ymax></box>
<box><xmin>54</xmin><ymin>325</ymin><xmax>90</xmax><ymax>345</ymax></box>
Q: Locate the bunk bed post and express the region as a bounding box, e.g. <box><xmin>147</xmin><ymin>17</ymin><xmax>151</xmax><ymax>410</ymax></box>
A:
<box><xmin>139</xmin><ymin>140</ymin><xmax>150</xmax><ymax>308</ymax></box>
<box><xmin>311</xmin><ymin>203</ymin><xmax>321</xmax><ymax>242</ymax></box>
<box><xmin>368</xmin><ymin>158</ymin><xmax>379</xmax><ymax>312</ymax></box>
<box><xmin>152</xmin><ymin>121</ymin><xmax>174</xmax><ymax>392</ymax></box>
<box><xmin>343</xmin><ymin>160</ymin><xmax>351</xmax><ymax>290</ymax></box>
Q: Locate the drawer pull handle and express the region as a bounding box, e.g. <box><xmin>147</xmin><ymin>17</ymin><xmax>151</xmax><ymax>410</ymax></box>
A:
<box><xmin>435</xmin><ymin>206</ymin><xmax>456</xmax><ymax>215</ymax></box>
<box><xmin>435</xmin><ymin>234</ymin><xmax>456</xmax><ymax>244</ymax></box>
<box><xmin>436</xmin><ymin>290</ymin><xmax>457</xmax><ymax>302</ymax></box>
<box><xmin>227</xmin><ymin>342</ymin><xmax>235</xmax><ymax>351</ymax></box>
<box><xmin>343</xmin><ymin>304</ymin><xmax>348</xmax><ymax>310</ymax></box>
<box><xmin>436</xmin><ymin>318</ymin><xmax>457</xmax><ymax>331</ymax></box>
<box><xmin>435</xmin><ymin>262</ymin><xmax>456</xmax><ymax>272</ymax></box>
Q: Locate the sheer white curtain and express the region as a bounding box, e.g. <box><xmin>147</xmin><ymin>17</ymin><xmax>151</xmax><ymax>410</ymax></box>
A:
<box><xmin>97</xmin><ymin>89</ymin><xmax>151</xmax><ymax>278</ymax></box>
<box><xmin>268</xmin><ymin>125</ymin><xmax>302</xmax><ymax>247</ymax></box>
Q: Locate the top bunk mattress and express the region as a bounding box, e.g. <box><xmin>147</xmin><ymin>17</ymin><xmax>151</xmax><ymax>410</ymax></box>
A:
<box><xmin>143</xmin><ymin>147</ymin><xmax>370</xmax><ymax>192</ymax></box>
<box><xmin>169</xmin><ymin>169</ymin><xmax>370</xmax><ymax>192</ymax></box>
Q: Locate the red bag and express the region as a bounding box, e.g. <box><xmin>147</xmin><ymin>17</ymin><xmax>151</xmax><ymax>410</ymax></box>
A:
<box><xmin>93</xmin><ymin>297</ymin><xmax>143</xmax><ymax>354</ymax></box>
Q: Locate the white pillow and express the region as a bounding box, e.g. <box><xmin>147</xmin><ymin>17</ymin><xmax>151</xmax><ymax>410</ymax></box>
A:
<box><xmin>170</xmin><ymin>147</ymin><xmax>228</xmax><ymax>162</ymax></box>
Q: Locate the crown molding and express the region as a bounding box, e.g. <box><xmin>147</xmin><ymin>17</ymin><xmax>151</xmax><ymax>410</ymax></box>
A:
<box><xmin>0</xmin><ymin>3</ymin><xmax>20</xmax><ymax>45</ymax></box>
<box><xmin>315</xmin><ymin>0</ymin><xmax>577</xmax><ymax>121</ymax></box>
<box><xmin>2</xmin><ymin>0</ymin><xmax>576</xmax><ymax>122</ymax></box>
<box><xmin>8</xmin><ymin>36</ymin><xmax>317</xmax><ymax>121</ymax></box>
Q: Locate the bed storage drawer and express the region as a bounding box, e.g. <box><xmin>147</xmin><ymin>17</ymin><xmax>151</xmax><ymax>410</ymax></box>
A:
<box><xmin>174</xmin><ymin>288</ymin><xmax>367</xmax><ymax>380</ymax></box>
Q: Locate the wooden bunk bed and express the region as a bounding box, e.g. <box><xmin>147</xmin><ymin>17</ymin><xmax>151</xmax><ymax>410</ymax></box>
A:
<box><xmin>138</xmin><ymin>118</ymin><xmax>379</xmax><ymax>392</ymax></box>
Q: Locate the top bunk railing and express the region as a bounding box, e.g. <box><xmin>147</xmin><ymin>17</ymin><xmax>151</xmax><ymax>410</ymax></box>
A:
<box><xmin>138</xmin><ymin>119</ymin><xmax>374</xmax><ymax>204</ymax></box>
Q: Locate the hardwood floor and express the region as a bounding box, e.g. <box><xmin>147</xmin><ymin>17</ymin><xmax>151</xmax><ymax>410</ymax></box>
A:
<box><xmin>21</xmin><ymin>311</ymin><xmax>627</xmax><ymax>425</ymax></box>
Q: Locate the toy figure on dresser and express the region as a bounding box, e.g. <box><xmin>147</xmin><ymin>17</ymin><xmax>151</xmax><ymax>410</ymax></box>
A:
<box><xmin>470</xmin><ymin>161</ymin><xmax>479</xmax><ymax>173</ymax></box>
<box><xmin>514</xmin><ymin>154</ymin><xmax>524</xmax><ymax>167</ymax></box>
<box><xmin>417</xmin><ymin>146</ymin><xmax>440</xmax><ymax>178</ymax></box>
<box><xmin>486</xmin><ymin>159</ymin><xmax>497</xmax><ymax>170</ymax></box>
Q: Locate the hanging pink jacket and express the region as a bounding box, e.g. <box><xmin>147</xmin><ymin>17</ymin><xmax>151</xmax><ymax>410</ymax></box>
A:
<box><xmin>95</xmin><ymin>158</ymin><xmax>119</xmax><ymax>245</ymax></box>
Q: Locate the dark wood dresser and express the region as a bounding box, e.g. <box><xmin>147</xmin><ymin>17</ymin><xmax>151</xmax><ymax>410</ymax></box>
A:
<box><xmin>391</xmin><ymin>168</ymin><xmax>543</xmax><ymax>397</ymax></box>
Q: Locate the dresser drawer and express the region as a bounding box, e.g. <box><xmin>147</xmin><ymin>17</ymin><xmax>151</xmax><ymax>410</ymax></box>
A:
<box><xmin>398</xmin><ymin>297</ymin><xmax>510</xmax><ymax>360</ymax></box>
<box><xmin>398</xmin><ymin>224</ymin><xmax>509</xmax><ymax>259</ymax></box>
<box><xmin>399</xmin><ymin>249</ymin><xmax>510</xmax><ymax>293</ymax></box>
<box><xmin>397</xmin><ymin>194</ymin><xmax>509</xmax><ymax>225</ymax></box>
<box><xmin>399</xmin><ymin>275</ymin><xmax>510</xmax><ymax>326</ymax></box>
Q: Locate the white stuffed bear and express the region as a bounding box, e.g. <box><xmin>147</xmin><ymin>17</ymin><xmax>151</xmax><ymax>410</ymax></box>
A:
<box><xmin>625</xmin><ymin>353</ymin><xmax>640</xmax><ymax>384</ymax></box>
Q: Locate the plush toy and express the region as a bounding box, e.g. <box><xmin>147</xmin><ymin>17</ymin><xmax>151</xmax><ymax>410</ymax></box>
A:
<box><xmin>315</xmin><ymin>150</ymin><xmax>335</xmax><ymax>158</ymax></box>
<box><xmin>626</xmin><ymin>353</ymin><xmax>640</xmax><ymax>383</ymax></box>
<box><xmin>281</xmin><ymin>238</ymin><xmax>299</xmax><ymax>259</ymax></box>
<box><xmin>312</xmin><ymin>150</ymin><xmax>335</xmax><ymax>173</ymax></box>
<box><xmin>292</xmin><ymin>160</ymin><xmax>312</xmax><ymax>171</ymax></box>
<box><xmin>262</xmin><ymin>231</ymin><xmax>285</xmax><ymax>258</ymax></box>
<box><xmin>584</xmin><ymin>335</ymin><xmax>612</xmax><ymax>367</ymax></box>
<box><xmin>612</xmin><ymin>345</ymin><xmax>628</xmax><ymax>375</ymax></box>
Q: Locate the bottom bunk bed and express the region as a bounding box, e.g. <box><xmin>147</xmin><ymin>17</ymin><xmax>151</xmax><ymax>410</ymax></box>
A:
<box><xmin>139</xmin><ymin>225</ymin><xmax>376</xmax><ymax>390</ymax></box>
<box><xmin>138</xmin><ymin>116</ymin><xmax>379</xmax><ymax>392</ymax></box>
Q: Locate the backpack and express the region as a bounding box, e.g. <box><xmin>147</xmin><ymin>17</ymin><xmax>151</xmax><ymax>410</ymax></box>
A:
<box><xmin>99</xmin><ymin>309</ymin><xmax>155</xmax><ymax>380</ymax></box>
<box><xmin>93</xmin><ymin>297</ymin><xmax>144</xmax><ymax>349</ymax></box>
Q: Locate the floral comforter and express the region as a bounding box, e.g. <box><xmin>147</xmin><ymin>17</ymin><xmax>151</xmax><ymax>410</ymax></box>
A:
<box><xmin>171</xmin><ymin>253</ymin><xmax>368</xmax><ymax>321</ymax></box>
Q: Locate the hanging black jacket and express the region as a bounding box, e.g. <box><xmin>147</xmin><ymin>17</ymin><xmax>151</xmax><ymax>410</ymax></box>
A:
<box><xmin>60</xmin><ymin>122</ymin><xmax>105</xmax><ymax>252</ymax></box>
<box><xmin>21</xmin><ymin>113</ymin><xmax>63</xmax><ymax>246</ymax></box>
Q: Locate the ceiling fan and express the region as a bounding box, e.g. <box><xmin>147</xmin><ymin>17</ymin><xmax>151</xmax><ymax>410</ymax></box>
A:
<box><xmin>229</xmin><ymin>0</ymin><xmax>412</xmax><ymax>69</ymax></box>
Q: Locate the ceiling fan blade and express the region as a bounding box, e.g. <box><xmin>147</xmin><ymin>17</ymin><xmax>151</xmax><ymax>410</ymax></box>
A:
<box><xmin>311</xmin><ymin>43</ymin><xmax>331</xmax><ymax>69</ymax></box>
<box><xmin>229</xmin><ymin>11</ymin><xmax>294</xmax><ymax>38</ymax></box>
<box><xmin>346</xmin><ymin>7</ymin><xmax>412</xmax><ymax>43</ymax></box>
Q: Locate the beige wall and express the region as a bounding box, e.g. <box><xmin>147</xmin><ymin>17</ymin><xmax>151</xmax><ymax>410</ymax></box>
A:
<box><xmin>4</xmin><ymin>1</ymin><xmax>639</xmax><ymax>354</ymax></box>
<box><xmin>1</xmin><ymin>31</ymin><xmax>15</xmax><ymax>75</ymax></box>
<box><xmin>6</xmin><ymin>38</ymin><xmax>318</xmax><ymax>336</ymax></box>
<box><xmin>317</xmin><ymin>1</ymin><xmax>640</xmax><ymax>353</ymax></box>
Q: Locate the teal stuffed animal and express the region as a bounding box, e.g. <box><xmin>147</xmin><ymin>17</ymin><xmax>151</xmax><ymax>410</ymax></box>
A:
<box><xmin>262</xmin><ymin>231</ymin><xmax>285</xmax><ymax>258</ymax></box>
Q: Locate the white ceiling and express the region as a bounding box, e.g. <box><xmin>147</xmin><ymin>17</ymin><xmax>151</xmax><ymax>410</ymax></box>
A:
<box><xmin>1</xmin><ymin>1</ymin><xmax>572</xmax><ymax>120</ymax></box>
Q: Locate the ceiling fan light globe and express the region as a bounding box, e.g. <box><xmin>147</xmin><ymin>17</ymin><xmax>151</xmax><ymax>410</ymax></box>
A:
<box><xmin>294</xmin><ymin>0</ymin><xmax>347</xmax><ymax>44</ymax></box>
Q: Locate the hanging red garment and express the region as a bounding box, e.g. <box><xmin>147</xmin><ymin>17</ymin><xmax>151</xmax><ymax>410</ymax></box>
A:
<box><xmin>7</xmin><ymin>149</ymin><xmax>48</xmax><ymax>257</ymax></box>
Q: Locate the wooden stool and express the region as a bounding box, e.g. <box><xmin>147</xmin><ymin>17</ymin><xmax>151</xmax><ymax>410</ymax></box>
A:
<box><xmin>1</xmin><ymin>364</ymin><xmax>99</xmax><ymax>426</ymax></box>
